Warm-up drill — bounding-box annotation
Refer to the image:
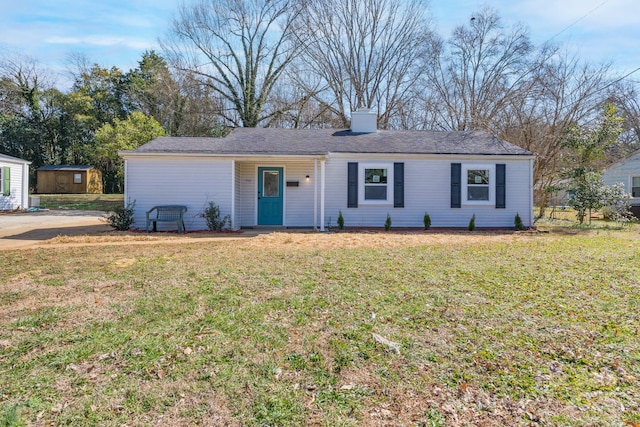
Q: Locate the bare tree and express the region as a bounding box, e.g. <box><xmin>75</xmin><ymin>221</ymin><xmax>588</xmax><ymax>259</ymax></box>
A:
<box><xmin>296</xmin><ymin>0</ymin><xmax>433</xmax><ymax>129</ymax></box>
<box><xmin>162</xmin><ymin>0</ymin><xmax>304</xmax><ymax>127</ymax></box>
<box><xmin>422</xmin><ymin>7</ymin><xmax>534</xmax><ymax>132</ymax></box>
<box><xmin>606</xmin><ymin>80</ymin><xmax>640</xmax><ymax>158</ymax></box>
<box><xmin>500</xmin><ymin>52</ymin><xmax>612</xmax><ymax>211</ymax></box>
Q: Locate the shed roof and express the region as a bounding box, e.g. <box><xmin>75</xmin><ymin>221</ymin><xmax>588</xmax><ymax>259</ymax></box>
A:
<box><xmin>37</xmin><ymin>165</ymin><xmax>97</xmax><ymax>171</ymax></box>
<box><xmin>124</xmin><ymin>128</ymin><xmax>532</xmax><ymax>157</ymax></box>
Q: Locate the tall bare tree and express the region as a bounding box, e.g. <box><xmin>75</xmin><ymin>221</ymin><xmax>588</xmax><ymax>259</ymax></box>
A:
<box><xmin>162</xmin><ymin>0</ymin><xmax>304</xmax><ymax>127</ymax></box>
<box><xmin>606</xmin><ymin>80</ymin><xmax>640</xmax><ymax>158</ymax></box>
<box><xmin>296</xmin><ymin>0</ymin><xmax>433</xmax><ymax>129</ymax></box>
<box><xmin>422</xmin><ymin>7</ymin><xmax>534</xmax><ymax>132</ymax></box>
<box><xmin>500</xmin><ymin>53</ymin><xmax>612</xmax><ymax>210</ymax></box>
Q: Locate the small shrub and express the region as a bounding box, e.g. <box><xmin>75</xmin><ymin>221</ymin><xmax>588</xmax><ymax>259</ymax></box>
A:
<box><xmin>200</xmin><ymin>201</ymin><xmax>231</xmax><ymax>231</ymax></box>
<box><xmin>384</xmin><ymin>213</ymin><xmax>392</xmax><ymax>231</ymax></box>
<box><xmin>468</xmin><ymin>214</ymin><xmax>476</xmax><ymax>231</ymax></box>
<box><xmin>337</xmin><ymin>211</ymin><xmax>345</xmax><ymax>230</ymax></box>
<box><xmin>514</xmin><ymin>213</ymin><xmax>525</xmax><ymax>230</ymax></box>
<box><xmin>423</xmin><ymin>212</ymin><xmax>431</xmax><ymax>230</ymax></box>
<box><xmin>106</xmin><ymin>199</ymin><xmax>135</xmax><ymax>231</ymax></box>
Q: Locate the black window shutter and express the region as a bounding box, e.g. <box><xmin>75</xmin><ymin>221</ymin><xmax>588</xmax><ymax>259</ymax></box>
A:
<box><xmin>394</xmin><ymin>162</ymin><xmax>404</xmax><ymax>208</ymax></box>
<box><xmin>451</xmin><ymin>163</ymin><xmax>461</xmax><ymax>208</ymax></box>
<box><xmin>496</xmin><ymin>163</ymin><xmax>506</xmax><ymax>209</ymax></box>
<box><xmin>347</xmin><ymin>162</ymin><xmax>358</xmax><ymax>208</ymax></box>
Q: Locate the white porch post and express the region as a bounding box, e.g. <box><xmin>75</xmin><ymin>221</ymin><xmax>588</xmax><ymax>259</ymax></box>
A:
<box><xmin>320</xmin><ymin>159</ymin><xmax>326</xmax><ymax>231</ymax></box>
<box><xmin>314</xmin><ymin>158</ymin><xmax>318</xmax><ymax>230</ymax></box>
<box><xmin>231</xmin><ymin>160</ymin><xmax>236</xmax><ymax>230</ymax></box>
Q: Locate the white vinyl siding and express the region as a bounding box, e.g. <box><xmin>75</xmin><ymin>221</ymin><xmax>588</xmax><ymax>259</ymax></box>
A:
<box><xmin>125</xmin><ymin>156</ymin><xmax>234</xmax><ymax>231</ymax></box>
<box><xmin>0</xmin><ymin>157</ymin><xmax>29</xmax><ymax>211</ymax></box>
<box><xmin>325</xmin><ymin>155</ymin><xmax>533</xmax><ymax>228</ymax></box>
<box><xmin>123</xmin><ymin>153</ymin><xmax>533</xmax><ymax>229</ymax></box>
<box><xmin>602</xmin><ymin>152</ymin><xmax>640</xmax><ymax>205</ymax></box>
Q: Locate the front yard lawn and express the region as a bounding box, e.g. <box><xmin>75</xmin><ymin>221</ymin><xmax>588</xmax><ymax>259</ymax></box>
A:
<box><xmin>1</xmin><ymin>229</ymin><xmax>639</xmax><ymax>426</ymax></box>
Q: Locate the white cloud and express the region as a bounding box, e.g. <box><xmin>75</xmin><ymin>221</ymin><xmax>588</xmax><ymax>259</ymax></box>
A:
<box><xmin>45</xmin><ymin>35</ymin><xmax>156</xmax><ymax>50</ymax></box>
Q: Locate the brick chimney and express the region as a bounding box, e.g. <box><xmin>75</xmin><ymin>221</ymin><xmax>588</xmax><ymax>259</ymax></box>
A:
<box><xmin>350</xmin><ymin>108</ymin><xmax>377</xmax><ymax>133</ymax></box>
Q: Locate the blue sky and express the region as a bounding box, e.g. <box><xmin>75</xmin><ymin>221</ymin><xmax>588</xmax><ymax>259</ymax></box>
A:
<box><xmin>0</xmin><ymin>0</ymin><xmax>637</xmax><ymax>88</ymax></box>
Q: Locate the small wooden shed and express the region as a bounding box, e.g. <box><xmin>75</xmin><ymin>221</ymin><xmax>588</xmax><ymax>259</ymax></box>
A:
<box><xmin>37</xmin><ymin>165</ymin><xmax>103</xmax><ymax>194</ymax></box>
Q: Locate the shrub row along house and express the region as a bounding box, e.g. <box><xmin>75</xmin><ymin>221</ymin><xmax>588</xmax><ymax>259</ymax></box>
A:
<box><xmin>120</xmin><ymin>109</ymin><xmax>535</xmax><ymax>231</ymax></box>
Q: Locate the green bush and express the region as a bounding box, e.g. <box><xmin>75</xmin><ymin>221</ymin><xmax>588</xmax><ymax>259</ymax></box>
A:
<box><xmin>201</xmin><ymin>201</ymin><xmax>231</xmax><ymax>231</ymax></box>
<box><xmin>423</xmin><ymin>212</ymin><xmax>431</xmax><ymax>230</ymax></box>
<box><xmin>106</xmin><ymin>199</ymin><xmax>136</xmax><ymax>231</ymax></box>
<box><xmin>337</xmin><ymin>211</ymin><xmax>345</xmax><ymax>230</ymax></box>
<box><xmin>384</xmin><ymin>213</ymin><xmax>392</xmax><ymax>231</ymax></box>
<box><xmin>514</xmin><ymin>213</ymin><xmax>525</xmax><ymax>230</ymax></box>
<box><xmin>468</xmin><ymin>214</ymin><xmax>476</xmax><ymax>231</ymax></box>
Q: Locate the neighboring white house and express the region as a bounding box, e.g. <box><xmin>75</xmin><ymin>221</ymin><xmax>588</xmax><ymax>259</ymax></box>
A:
<box><xmin>0</xmin><ymin>153</ymin><xmax>30</xmax><ymax>211</ymax></box>
<box><xmin>120</xmin><ymin>110</ymin><xmax>535</xmax><ymax>231</ymax></box>
<box><xmin>603</xmin><ymin>150</ymin><xmax>640</xmax><ymax>215</ymax></box>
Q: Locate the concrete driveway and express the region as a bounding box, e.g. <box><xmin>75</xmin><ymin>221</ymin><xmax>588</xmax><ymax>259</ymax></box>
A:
<box><xmin>0</xmin><ymin>210</ymin><xmax>111</xmax><ymax>250</ymax></box>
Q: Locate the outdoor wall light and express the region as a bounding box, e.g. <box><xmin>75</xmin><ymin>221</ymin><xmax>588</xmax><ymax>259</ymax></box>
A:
<box><xmin>305</xmin><ymin>175</ymin><xmax>310</xmax><ymax>181</ymax></box>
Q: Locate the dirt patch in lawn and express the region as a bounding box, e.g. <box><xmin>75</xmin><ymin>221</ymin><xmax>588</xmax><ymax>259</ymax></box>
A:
<box><xmin>35</xmin><ymin>228</ymin><xmax>537</xmax><ymax>251</ymax></box>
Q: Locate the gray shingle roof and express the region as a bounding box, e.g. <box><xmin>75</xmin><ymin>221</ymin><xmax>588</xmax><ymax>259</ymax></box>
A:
<box><xmin>37</xmin><ymin>165</ymin><xmax>96</xmax><ymax>171</ymax></box>
<box><xmin>126</xmin><ymin>128</ymin><xmax>532</xmax><ymax>157</ymax></box>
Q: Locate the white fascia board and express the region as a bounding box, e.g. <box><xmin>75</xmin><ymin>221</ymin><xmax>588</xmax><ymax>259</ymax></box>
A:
<box><xmin>327</xmin><ymin>152</ymin><xmax>535</xmax><ymax>161</ymax></box>
<box><xmin>0</xmin><ymin>157</ymin><xmax>31</xmax><ymax>166</ymax></box>
<box><xmin>118</xmin><ymin>151</ymin><xmax>327</xmax><ymax>161</ymax></box>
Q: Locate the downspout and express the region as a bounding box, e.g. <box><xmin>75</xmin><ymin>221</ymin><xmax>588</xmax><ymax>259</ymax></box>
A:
<box><xmin>320</xmin><ymin>159</ymin><xmax>326</xmax><ymax>231</ymax></box>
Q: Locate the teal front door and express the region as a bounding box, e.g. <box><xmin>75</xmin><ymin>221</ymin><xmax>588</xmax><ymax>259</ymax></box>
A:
<box><xmin>257</xmin><ymin>167</ymin><xmax>283</xmax><ymax>225</ymax></box>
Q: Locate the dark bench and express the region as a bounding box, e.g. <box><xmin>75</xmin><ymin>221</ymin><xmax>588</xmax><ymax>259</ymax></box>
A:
<box><xmin>145</xmin><ymin>205</ymin><xmax>188</xmax><ymax>234</ymax></box>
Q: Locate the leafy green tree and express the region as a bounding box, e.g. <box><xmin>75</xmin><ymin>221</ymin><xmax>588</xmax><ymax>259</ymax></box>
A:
<box><xmin>567</xmin><ymin>172</ymin><xmax>606</xmax><ymax>224</ymax></box>
<box><xmin>72</xmin><ymin>64</ymin><xmax>130</xmax><ymax>124</ymax></box>
<box><xmin>564</xmin><ymin>104</ymin><xmax>624</xmax><ymax>177</ymax></box>
<box><xmin>564</xmin><ymin>104</ymin><xmax>625</xmax><ymax>223</ymax></box>
<box><xmin>127</xmin><ymin>51</ymin><xmax>228</xmax><ymax>137</ymax></box>
<box><xmin>91</xmin><ymin>112</ymin><xmax>165</xmax><ymax>192</ymax></box>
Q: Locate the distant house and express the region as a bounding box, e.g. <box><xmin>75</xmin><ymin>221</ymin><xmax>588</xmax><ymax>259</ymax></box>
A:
<box><xmin>602</xmin><ymin>150</ymin><xmax>640</xmax><ymax>217</ymax></box>
<box><xmin>37</xmin><ymin>165</ymin><xmax>103</xmax><ymax>194</ymax></box>
<box><xmin>119</xmin><ymin>110</ymin><xmax>534</xmax><ymax>231</ymax></box>
<box><xmin>0</xmin><ymin>153</ymin><xmax>30</xmax><ymax>210</ymax></box>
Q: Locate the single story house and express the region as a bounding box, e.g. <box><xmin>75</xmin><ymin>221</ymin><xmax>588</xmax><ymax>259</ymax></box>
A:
<box><xmin>37</xmin><ymin>165</ymin><xmax>103</xmax><ymax>194</ymax></box>
<box><xmin>120</xmin><ymin>110</ymin><xmax>534</xmax><ymax>231</ymax></box>
<box><xmin>602</xmin><ymin>150</ymin><xmax>640</xmax><ymax>217</ymax></box>
<box><xmin>0</xmin><ymin>153</ymin><xmax>31</xmax><ymax>210</ymax></box>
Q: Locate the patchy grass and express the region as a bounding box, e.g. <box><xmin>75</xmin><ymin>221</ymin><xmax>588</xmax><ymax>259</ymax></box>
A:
<box><xmin>1</xmin><ymin>229</ymin><xmax>639</xmax><ymax>426</ymax></box>
<box><xmin>35</xmin><ymin>194</ymin><xmax>124</xmax><ymax>211</ymax></box>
